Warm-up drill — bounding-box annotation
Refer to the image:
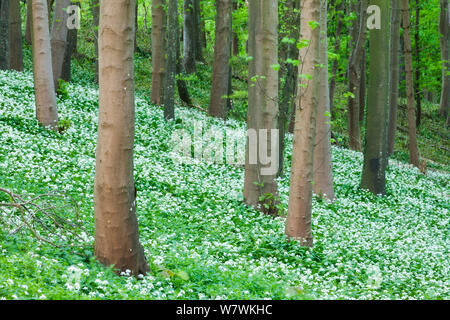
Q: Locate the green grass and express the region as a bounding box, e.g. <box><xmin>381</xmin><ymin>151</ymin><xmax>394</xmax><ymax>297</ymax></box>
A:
<box><xmin>0</xmin><ymin>67</ymin><xmax>448</xmax><ymax>300</ymax></box>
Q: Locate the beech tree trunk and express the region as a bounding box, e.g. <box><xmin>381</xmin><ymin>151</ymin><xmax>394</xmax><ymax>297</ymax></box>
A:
<box><xmin>209</xmin><ymin>0</ymin><xmax>232</xmax><ymax>118</ymax></box>
<box><xmin>313</xmin><ymin>0</ymin><xmax>335</xmax><ymax>201</ymax></box>
<box><xmin>0</xmin><ymin>0</ymin><xmax>9</xmax><ymax>70</ymax></box>
<box><xmin>91</xmin><ymin>0</ymin><xmax>99</xmax><ymax>83</ymax></box>
<box><xmin>151</xmin><ymin>0</ymin><xmax>166</xmax><ymax>105</ymax></box>
<box><xmin>361</xmin><ymin>0</ymin><xmax>390</xmax><ymax>195</ymax></box>
<box><xmin>94</xmin><ymin>0</ymin><xmax>149</xmax><ymax>276</ymax></box>
<box><xmin>243</xmin><ymin>0</ymin><xmax>279</xmax><ymax>214</ymax></box>
<box><xmin>162</xmin><ymin>0</ymin><xmax>177</xmax><ymax>120</ymax></box>
<box><xmin>183</xmin><ymin>0</ymin><xmax>196</xmax><ymax>74</ymax></box>
<box><xmin>31</xmin><ymin>0</ymin><xmax>58</xmax><ymax>129</ymax></box>
<box><xmin>439</xmin><ymin>0</ymin><xmax>449</xmax><ymax>118</ymax></box>
<box><xmin>388</xmin><ymin>0</ymin><xmax>401</xmax><ymax>156</ymax></box>
<box><xmin>193</xmin><ymin>0</ymin><xmax>204</xmax><ymax>62</ymax></box>
<box><xmin>414</xmin><ymin>0</ymin><xmax>422</xmax><ymax>127</ymax></box>
<box><xmin>347</xmin><ymin>0</ymin><xmax>367</xmax><ymax>151</ymax></box>
<box><xmin>50</xmin><ymin>0</ymin><xmax>71</xmax><ymax>90</ymax></box>
<box><xmin>26</xmin><ymin>0</ymin><xmax>33</xmax><ymax>45</ymax></box>
<box><xmin>401</xmin><ymin>0</ymin><xmax>420</xmax><ymax>168</ymax></box>
<box><xmin>285</xmin><ymin>0</ymin><xmax>320</xmax><ymax>246</ymax></box>
<box><xmin>8</xmin><ymin>0</ymin><xmax>23</xmax><ymax>71</ymax></box>
<box><xmin>329</xmin><ymin>0</ymin><xmax>344</xmax><ymax>113</ymax></box>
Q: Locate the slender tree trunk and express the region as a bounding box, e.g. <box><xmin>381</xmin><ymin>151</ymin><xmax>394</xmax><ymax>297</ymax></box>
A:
<box><xmin>244</xmin><ymin>0</ymin><xmax>279</xmax><ymax>215</ymax></box>
<box><xmin>0</xmin><ymin>0</ymin><xmax>9</xmax><ymax>70</ymax></box>
<box><xmin>313</xmin><ymin>0</ymin><xmax>335</xmax><ymax>201</ymax></box>
<box><xmin>193</xmin><ymin>0</ymin><xmax>204</xmax><ymax>62</ymax></box>
<box><xmin>60</xmin><ymin>1</ymin><xmax>78</xmax><ymax>82</ymax></box>
<box><xmin>176</xmin><ymin>31</ymin><xmax>193</xmax><ymax>106</ymax></box>
<box><xmin>183</xmin><ymin>0</ymin><xmax>196</xmax><ymax>73</ymax></box>
<box><xmin>439</xmin><ymin>0</ymin><xmax>449</xmax><ymax>118</ymax></box>
<box><xmin>50</xmin><ymin>0</ymin><xmax>71</xmax><ymax>90</ymax></box>
<box><xmin>209</xmin><ymin>0</ymin><xmax>232</xmax><ymax>118</ymax></box>
<box><xmin>31</xmin><ymin>0</ymin><xmax>58</xmax><ymax>129</ymax></box>
<box><xmin>91</xmin><ymin>0</ymin><xmax>99</xmax><ymax>83</ymax></box>
<box><xmin>347</xmin><ymin>0</ymin><xmax>367</xmax><ymax>151</ymax></box>
<box><xmin>232</xmin><ymin>0</ymin><xmax>239</xmax><ymax>56</ymax></box>
<box><xmin>94</xmin><ymin>0</ymin><xmax>149</xmax><ymax>276</ymax></box>
<box><xmin>8</xmin><ymin>0</ymin><xmax>23</xmax><ymax>71</ymax></box>
<box><xmin>388</xmin><ymin>0</ymin><xmax>401</xmax><ymax>156</ymax></box>
<box><xmin>329</xmin><ymin>0</ymin><xmax>344</xmax><ymax>113</ymax></box>
<box><xmin>285</xmin><ymin>0</ymin><xmax>320</xmax><ymax>246</ymax></box>
<box><xmin>401</xmin><ymin>0</ymin><xmax>420</xmax><ymax>168</ymax></box>
<box><xmin>359</xmin><ymin>47</ymin><xmax>367</xmax><ymax>122</ymax></box>
<box><xmin>26</xmin><ymin>0</ymin><xmax>33</xmax><ymax>45</ymax></box>
<box><xmin>151</xmin><ymin>0</ymin><xmax>166</xmax><ymax>105</ymax></box>
<box><xmin>414</xmin><ymin>0</ymin><xmax>421</xmax><ymax>127</ymax></box>
<box><xmin>361</xmin><ymin>0</ymin><xmax>390</xmax><ymax>195</ymax></box>
<box><xmin>162</xmin><ymin>0</ymin><xmax>177</xmax><ymax>120</ymax></box>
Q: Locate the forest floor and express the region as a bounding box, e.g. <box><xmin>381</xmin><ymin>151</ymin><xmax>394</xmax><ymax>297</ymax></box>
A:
<box><xmin>0</xmin><ymin>49</ymin><xmax>448</xmax><ymax>299</ymax></box>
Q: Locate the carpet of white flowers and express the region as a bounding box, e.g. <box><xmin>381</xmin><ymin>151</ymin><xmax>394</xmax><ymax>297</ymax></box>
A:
<box><xmin>0</xmin><ymin>69</ymin><xmax>449</xmax><ymax>300</ymax></box>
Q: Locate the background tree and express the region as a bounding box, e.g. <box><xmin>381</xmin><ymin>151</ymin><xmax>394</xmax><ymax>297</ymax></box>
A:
<box><xmin>94</xmin><ymin>0</ymin><xmax>149</xmax><ymax>276</ymax></box>
<box><xmin>151</xmin><ymin>0</ymin><xmax>166</xmax><ymax>105</ymax></box>
<box><xmin>91</xmin><ymin>0</ymin><xmax>100</xmax><ymax>83</ymax></box>
<box><xmin>183</xmin><ymin>0</ymin><xmax>196</xmax><ymax>74</ymax></box>
<box><xmin>8</xmin><ymin>0</ymin><xmax>23</xmax><ymax>71</ymax></box>
<box><xmin>209</xmin><ymin>0</ymin><xmax>232</xmax><ymax>118</ymax></box>
<box><xmin>388</xmin><ymin>0</ymin><xmax>401</xmax><ymax>156</ymax></box>
<box><xmin>0</xmin><ymin>0</ymin><xmax>9</xmax><ymax>70</ymax></box>
<box><xmin>314</xmin><ymin>0</ymin><xmax>335</xmax><ymax>200</ymax></box>
<box><xmin>50</xmin><ymin>0</ymin><xmax>71</xmax><ymax>90</ymax></box>
<box><xmin>243</xmin><ymin>0</ymin><xmax>279</xmax><ymax>214</ymax></box>
<box><xmin>361</xmin><ymin>0</ymin><xmax>390</xmax><ymax>195</ymax></box>
<box><xmin>401</xmin><ymin>0</ymin><xmax>420</xmax><ymax>168</ymax></box>
<box><xmin>439</xmin><ymin>0</ymin><xmax>449</xmax><ymax>120</ymax></box>
<box><xmin>60</xmin><ymin>1</ymin><xmax>78</xmax><ymax>82</ymax></box>
<box><xmin>31</xmin><ymin>0</ymin><xmax>58</xmax><ymax>129</ymax></box>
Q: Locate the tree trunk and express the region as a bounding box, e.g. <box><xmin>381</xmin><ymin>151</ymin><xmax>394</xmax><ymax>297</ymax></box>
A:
<box><xmin>31</xmin><ymin>0</ymin><xmax>58</xmax><ymax>129</ymax></box>
<box><xmin>193</xmin><ymin>0</ymin><xmax>204</xmax><ymax>62</ymax></box>
<box><xmin>244</xmin><ymin>0</ymin><xmax>279</xmax><ymax>215</ymax></box>
<box><xmin>414</xmin><ymin>0</ymin><xmax>421</xmax><ymax>127</ymax></box>
<box><xmin>183</xmin><ymin>0</ymin><xmax>196</xmax><ymax>74</ymax></box>
<box><xmin>439</xmin><ymin>0</ymin><xmax>450</xmax><ymax>118</ymax></box>
<box><xmin>151</xmin><ymin>0</ymin><xmax>166</xmax><ymax>105</ymax></box>
<box><xmin>285</xmin><ymin>0</ymin><xmax>320</xmax><ymax>246</ymax></box>
<box><xmin>347</xmin><ymin>0</ymin><xmax>367</xmax><ymax>151</ymax></box>
<box><xmin>361</xmin><ymin>0</ymin><xmax>390</xmax><ymax>195</ymax></box>
<box><xmin>388</xmin><ymin>0</ymin><xmax>401</xmax><ymax>156</ymax></box>
<box><xmin>162</xmin><ymin>0</ymin><xmax>177</xmax><ymax>120</ymax></box>
<box><xmin>0</xmin><ymin>0</ymin><xmax>9</xmax><ymax>70</ymax></box>
<box><xmin>91</xmin><ymin>0</ymin><xmax>99</xmax><ymax>83</ymax></box>
<box><xmin>94</xmin><ymin>0</ymin><xmax>149</xmax><ymax>276</ymax></box>
<box><xmin>313</xmin><ymin>0</ymin><xmax>335</xmax><ymax>201</ymax></box>
<box><xmin>50</xmin><ymin>0</ymin><xmax>71</xmax><ymax>90</ymax></box>
<box><xmin>209</xmin><ymin>0</ymin><xmax>232</xmax><ymax>119</ymax></box>
<box><xmin>329</xmin><ymin>0</ymin><xmax>344</xmax><ymax>114</ymax></box>
<box><xmin>401</xmin><ymin>0</ymin><xmax>420</xmax><ymax>168</ymax></box>
<box><xmin>8</xmin><ymin>0</ymin><xmax>23</xmax><ymax>71</ymax></box>
<box><xmin>26</xmin><ymin>0</ymin><xmax>33</xmax><ymax>45</ymax></box>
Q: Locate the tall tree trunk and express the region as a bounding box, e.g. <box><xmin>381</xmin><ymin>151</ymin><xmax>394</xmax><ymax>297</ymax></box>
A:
<box><xmin>414</xmin><ymin>0</ymin><xmax>421</xmax><ymax>127</ymax></box>
<box><xmin>439</xmin><ymin>0</ymin><xmax>450</xmax><ymax>118</ymax></box>
<box><xmin>50</xmin><ymin>0</ymin><xmax>71</xmax><ymax>90</ymax></box>
<box><xmin>176</xmin><ymin>31</ymin><xmax>193</xmax><ymax>106</ymax></box>
<box><xmin>329</xmin><ymin>0</ymin><xmax>344</xmax><ymax>114</ymax></box>
<box><xmin>388</xmin><ymin>0</ymin><xmax>401</xmax><ymax>156</ymax></box>
<box><xmin>91</xmin><ymin>0</ymin><xmax>99</xmax><ymax>83</ymax></box>
<box><xmin>244</xmin><ymin>0</ymin><xmax>279</xmax><ymax>215</ymax></box>
<box><xmin>193</xmin><ymin>0</ymin><xmax>204</xmax><ymax>62</ymax></box>
<box><xmin>347</xmin><ymin>0</ymin><xmax>367</xmax><ymax>151</ymax></box>
<box><xmin>162</xmin><ymin>0</ymin><xmax>177</xmax><ymax>120</ymax></box>
<box><xmin>401</xmin><ymin>0</ymin><xmax>420</xmax><ymax>168</ymax></box>
<box><xmin>209</xmin><ymin>0</ymin><xmax>232</xmax><ymax>119</ymax></box>
<box><xmin>60</xmin><ymin>1</ymin><xmax>78</xmax><ymax>82</ymax></box>
<box><xmin>361</xmin><ymin>0</ymin><xmax>390</xmax><ymax>195</ymax></box>
<box><xmin>278</xmin><ymin>0</ymin><xmax>300</xmax><ymax>176</ymax></box>
<box><xmin>31</xmin><ymin>0</ymin><xmax>58</xmax><ymax>129</ymax></box>
<box><xmin>26</xmin><ymin>0</ymin><xmax>33</xmax><ymax>45</ymax></box>
<box><xmin>285</xmin><ymin>0</ymin><xmax>320</xmax><ymax>246</ymax></box>
<box><xmin>151</xmin><ymin>0</ymin><xmax>166</xmax><ymax>105</ymax></box>
<box><xmin>0</xmin><ymin>0</ymin><xmax>9</xmax><ymax>70</ymax></box>
<box><xmin>8</xmin><ymin>0</ymin><xmax>23</xmax><ymax>71</ymax></box>
<box><xmin>313</xmin><ymin>0</ymin><xmax>335</xmax><ymax>201</ymax></box>
<box><xmin>94</xmin><ymin>0</ymin><xmax>149</xmax><ymax>276</ymax></box>
<box><xmin>183</xmin><ymin>0</ymin><xmax>196</xmax><ymax>74</ymax></box>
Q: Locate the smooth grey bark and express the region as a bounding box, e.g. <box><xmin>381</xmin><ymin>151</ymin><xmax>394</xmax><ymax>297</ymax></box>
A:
<box><xmin>0</xmin><ymin>0</ymin><xmax>9</xmax><ymax>70</ymax></box>
<box><xmin>439</xmin><ymin>0</ymin><xmax>449</xmax><ymax>119</ymax></box>
<box><xmin>183</xmin><ymin>0</ymin><xmax>196</xmax><ymax>74</ymax></box>
<box><xmin>162</xmin><ymin>0</ymin><xmax>177</xmax><ymax>120</ymax></box>
<box><xmin>8</xmin><ymin>0</ymin><xmax>23</xmax><ymax>71</ymax></box>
